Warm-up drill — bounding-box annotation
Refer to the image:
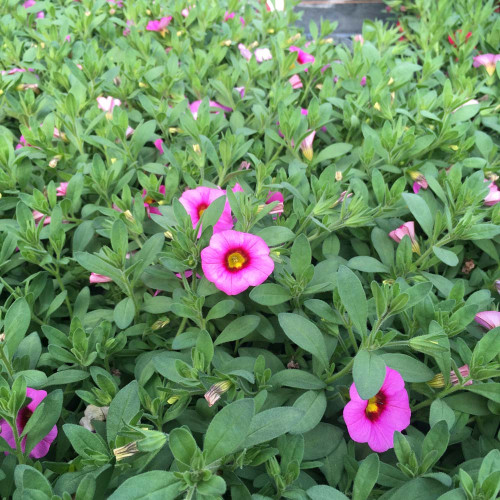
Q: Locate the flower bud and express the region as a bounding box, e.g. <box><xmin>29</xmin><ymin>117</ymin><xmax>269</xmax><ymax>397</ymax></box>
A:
<box><xmin>335</xmin><ymin>171</ymin><xmax>343</xmax><ymax>181</ymax></box>
<box><xmin>167</xmin><ymin>395</ymin><xmax>179</xmax><ymax>404</ymax></box>
<box><xmin>204</xmin><ymin>381</ymin><xmax>232</xmax><ymax>407</ymax></box>
<box><xmin>192</xmin><ymin>144</ymin><xmax>201</xmax><ymax>154</ymax></box>
<box><xmin>124</xmin><ymin>210</ymin><xmax>134</xmax><ymax>222</ymax></box>
<box><xmin>152</xmin><ymin>318</ymin><xmax>170</xmax><ymax>330</ymax></box>
<box><xmin>113</xmin><ymin>441</ymin><xmax>139</xmax><ymax>461</ymax></box>
<box><xmin>48</xmin><ymin>155</ymin><xmax>62</xmax><ymax>169</ymax></box>
<box><xmin>221</xmin><ymin>39</ymin><xmax>232</xmax><ymax>46</ymax></box>
<box><xmin>137</xmin><ymin>430</ymin><xmax>167</xmax><ymax>453</ymax></box>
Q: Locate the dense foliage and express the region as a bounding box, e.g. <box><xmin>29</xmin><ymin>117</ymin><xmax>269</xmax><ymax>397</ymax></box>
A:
<box><xmin>0</xmin><ymin>0</ymin><xmax>499</xmax><ymax>498</ymax></box>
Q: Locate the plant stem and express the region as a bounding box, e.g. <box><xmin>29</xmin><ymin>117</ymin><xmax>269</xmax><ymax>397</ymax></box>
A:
<box><xmin>11</xmin><ymin>419</ymin><xmax>25</xmax><ymax>464</ymax></box>
<box><xmin>326</xmin><ymin>358</ymin><xmax>354</xmax><ymax>384</ymax></box>
<box><xmin>346</xmin><ymin>324</ymin><xmax>358</xmax><ymax>353</ymax></box>
<box><xmin>0</xmin><ymin>347</ymin><xmax>14</xmax><ymax>381</ymax></box>
<box><xmin>411</xmin><ymin>385</ymin><xmax>461</xmax><ymax>412</ymax></box>
<box><xmin>176</xmin><ymin>317</ymin><xmax>188</xmax><ymax>337</ymax></box>
<box><xmin>54</xmin><ymin>265</ymin><xmax>73</xmax><ymax>317</ymax></box>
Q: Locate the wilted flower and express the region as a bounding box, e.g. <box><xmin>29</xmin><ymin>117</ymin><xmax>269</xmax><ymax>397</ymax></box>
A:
<box><xmin>473</xmin><ymin>54</ymin><xmax>500</xmax><ymax>76</ymax></box>
<box><xmin>409</xmin><ymin>171</ymin><xmax>428</xmax><ymax>194</ymax></box>
<box><xmin>90</xmin><ymin>273</ymin><xmax>113</xmax><ymax>284</ymax></box>
<box><xmin>289</xmin><ymin>74</ymin><xmax>303</xmax><ymax>89</ymax></box>
<box><xmin>239</xmin><ymin>160</ymin><xmax>251</xmax><ymax>170</ymax></box>
<box><xmin>201</xmin><ymin>230</ymin><xmax>274</xmax><ymax>295</ymax></box>
<box><xmin>475</xmin><ymin>311</ymin><xmax>500</xmax><ymax>330</ymax></box>
<box><xmin>428</xmin><ymin>365</ymin><xmax>472</xmax><ymax>388</ymax></box>
<box><xmin>179</xmin><ymin>186</ymin><xmax>233</xmax><ymax>237</ymax></box>
<box><xmin>461</xmin><ymin>259</ymin><xmax>475</xmax><ymax>274</ymax></box>
<box><xmin>79</xmin><ymin>405</ymin><xmax>109</xmax><ymax>432</ymax></box>
<box><xmin>389</xmin><ymin>221</ymin><xmax>420</xmax><ymax>254</ymax></box>
<box><xmin>343</xmin><ymin>367</ymin><xmax>411</xmax><ymax>453</ymax></box>
<box><xmin>204</xmin><ymin>381</ymin><xmax>232</xmax><ymax>406</ymax></box>
<box><xmin>113</xmin><ymin>441</ymin><xmax>139</xmax><ymax>461</ymax></box>
<box><xmin>0</xmin><ymin>388</ymin><xmax>58</xmax><ymax>458</ymax></box>
<box><xmin>266</xmin><ymin>191</ymin><xmax>284</xmax><ymax>215</ymax></box>
<box><xmin>142</xmin><ymin>185</ymin><xmax>166</xmax><ymax>217</ymax></box>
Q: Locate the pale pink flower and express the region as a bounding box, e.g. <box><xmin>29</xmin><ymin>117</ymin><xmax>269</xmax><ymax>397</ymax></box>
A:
<box><xmin>201</xmin><ymin>230</ymin><xmax>274</xmax><ymax>295</ymax></box>
<box><xmin>65</xmin><ymin>35</ymin><xmax>71</xmax><ymax>42</ymax></box>
<box><xmin>0</xmin><ymin>388</ymin><xmax>57</xmax><ymax>458</ymax></box>
<box><xmin>238</xmin><ymin>43</ymin><xmax>252</xmax><ymax>61</ymax></box>
<box><xmin>56</xmin><ymin>182</ymin><xmax>69</xmax><ymax>197</ymax></box>
<box><xmin>389</xmin><ymin>221</ymin><xmax>420</xmax><ymax>254</ymax></box>
<box><xmin>495</xmin><ymin>280</ymin><xmax>500</xmax><ymax>294</ymax></box>
<box><xmin>484</xmin><ymin>182</ymin><xmax>500</xmax><ymax>206</ymax></box>
<box><xmin>179</xmin><ymin>186</ymin><xmax>233</xmax><ymax>236</ymax></box>
<box><xmin>90</xmin><ymin>273</ymin><xmax>113</xmax><ymax>284</ymax></box>
<box><xmin>451</xmin><ymin>365</ymin><xmax>472</xmax><ymax>386</ymax></box>
<box><xmin>146</xmin><ymin>17</ymin><xmax>172</xmax><ymax>33</ymax></box>
<box><xmin>189</xmin><ymin>100</ymin><xmax>232</xmax><ymax>120</ymax></box>
<box><xmin>354</xmin><ymin>34</ymin><xmax>364</xmax><ymax>45</ymax></box>
<box><xmin>343</xmin><ymin>367</ymin><xmax>411</xmax><ymax>453</ymax></box>
<box><xmin>289</xmin><ymin>74</ymin><xmax>303</xmax><ymax>89</ymax></box>
<box><xmin>239</xmin><ymin>161</ymin><xmax>251</xmax><ymax>170</ymax></box>
<box><xmin>255</xmin><ymin>48</ymin><xmax>272</xmax><ymax>62</ymax></box>
<box><xmin>235</xmin><ymin>86</ymin><xmax>245</xmax><ymax>98</ymax></box>
<box><xmin>125</xmin><ymin>126</ymin><xmax>134</xmax><ymax>138</ymax></box>
<box><xmin>473</xmin><ymin>54</ymin><xmax>500</xmax><ymax>76</ymax></box>
<box><xmin>204</xmin><ymin>381</ymin><xmax>232</xmax><ymax>406</ymax></box>
<box><xmin>97</xmin><ymin>96</ymin><xmax>121</xmax><ymax>113</ymax></box>
<box><xmin>181</xmin><ymin>5</ymin><xmax>194</xmax><ymax>17</ymax></box>
<box><xmin>475</xmin><ymin>311</ymin><xmax>500</xmax><ymax>330</ymax></box>
<box><xmin>32</xmin><ymin>210</ymin><xmax>51</xmax><ymax>226</ymax></box>
<box><xmin>266</xmin><ymin>0</ymin><xmax>284</xmax><ymax>11</ymax></box>
<box><xmin>123</xmin><ymin>20</ymin><xmax>134</xmax><ymax>36</ymax></box>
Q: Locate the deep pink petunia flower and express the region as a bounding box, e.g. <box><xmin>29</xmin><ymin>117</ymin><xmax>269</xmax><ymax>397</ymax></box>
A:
<box><xmin>389</xmin><ymin>221</ymin><xmax>420</xmax><ymax>254</ymax></box>
<box><xmin>484</xmin><ymin>182</ymin><xmax>500</xmax><ymax>206</ymax></box>
<box><xmin>146</xmin><ymin>16</ymin><xmax>172</xmax><ymax>33</ymax></box>
<box><xmin>473</xmin><ymin>54</ymin><xmax>500</xmax><ymax>76</ymax></box>
<box><xmin>201</xmin><ymin>230</ymin><xmax>274</xmax><ymax>295</ymax></box>
<box><xmin>90</xmin><ymin>273</ymin><xmax>113</xmax><ymax>284</ymax></box>
<box><xmin>179</xmin><ymin>186</ymin><xmax>233</xmax><ymax>236</ymax></box>
<box><xmin>289</xmin><ymin>46</ymin><xmax>315</xmax><ymax>70</ymax></box>
<box><xmin>224</xmin><ymin>11</ymin><xmax>245</xmax><ymax>26</ymax></box>
<box><xmin>475</xmin><ymin>311</ymin><xmax>500</xmax><ymax>330</ymax></box>
<box><xmin>143</xmin><ymin>185</ymin><xmax>166</xmax><ymax>217</ymax></box>
<box><xmin>56</xmin><ymin>182</ymin><xmax>69</xmax><ymax>197</ymax></box>
<box><xmin>289</xmin><ymin>74</ymin><xmax>303</xmax><ymax>89</ymax></box>
<box><xmin>189</xmin><ymin>100</ymin><xmax>232</xmax><ymax>120</ymax></box>
<box><xmin>154</xmin><ymin>138</ymin><xmax>164</xmax><ymax>154</ymax></box>
<box><xmin>266</xmin><ymin>191</ymin><xmax>284</xmax><ymax>215</ymax></box>
<box><xmin>343</xmin><ymin>367</ymin><xmax>411</xmax><ymax>453</ymax></box>
<box><xmin>360</xmin><ymin>76</ymin><xmax>367</xmax><ymax>86</ymax></box>
<box><xmin>0</xmin><ymin>388</ymin><xmax>57</xmax><ymax>459</ymax></box>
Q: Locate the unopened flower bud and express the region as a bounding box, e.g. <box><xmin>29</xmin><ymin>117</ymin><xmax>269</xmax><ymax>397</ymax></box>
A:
<box><xmin>267</xmin><ymin>29</ymin><xmax>274</xmax><ymax>34</ymax></box>
<box><xmin>167</xmin><ymin>395</ymin><xmax>179</xmax><ymax>404</ymax></box>
<box><xmin>138</xmin><ymin>82</ymin><xmax>147</xmax><ymax>88</ymax></box>
<box><xmin>124</xmin><ymin>210</ymin><xmax>134</xmax><ymax>222</ymax></box>
<box><xmin>220</xmin><ymin>39</ymin><xmax>232</xmax><ymax>46</ymax></box>
<box><xmin>113</xmin><ymin>441</ymin><xmax>139</xmax><ymax>461</ymax></box>
<box><xmin>137</xmin><ymin>430</ymin><xmax>167</xmax><ymax>453</ymax></box>
<box><xmin>111</xmin><ymin>158</ymin><xmax>117</xmax><ymax>164</ymax></box>
<box><xmin>0</xmin><ymin>333</ymin><xmax>5</xmax><ymax>342</ymax></box>
<box><xmin>249</xmin><ymin>41</ymin><xmax>259</xmax><ymax>49</ymax></box>
<box><xmin>204</xmin><ymin>381</ymin><xmax>232</xmax><ymax>407</ymax></box>
<box><xmin>192</xmin><ymin>144</ymin><xmax>201</xmax><ymax>154</ymax></box>
<box><xmin>409</xmin><ymin>333</ymin><xmax>448</xmax><ymax>357</ymax></box>
<box><xmin>287</xmin><ymin>34</ymin><xmax>301</xmax><ymax>44</ymax></box>
<box><xmin>109</xmin><ymin>8</ymin><xmax>116</xmax><ymax>14</ymax></box>
<box><xmin>335</xmin><ymin>171</ymin><xmax>343</xmax><ymax>181</ymax></box>
<box><xmin>428</xmin><ymin>365</ymin><xmax>471</xmax><ymax>388</ymax></box>
<box><xmin>388</xmin><ymin>77</ymin><xmax>394</xmax><ymax>85</ymax></box>
<box><xmin>40</xmin><ymin>42</ymin><xmax>45</xmax><ymax>49</ymax></box>
<box><xmin>176</xmin><ymin>30</ymin><xmax>183</xmax><ymax>37</ymax></box>
<box><xmin>373</xmin><ymin>102</ymin><xmax>381</xmax><ymax>111</ymax></box>
<box><xmin>164</xmin><ymin>231</ymin><xmax>173</xmax><ymax>239</ymax></box>
<box><xmin>320</xmin><ymin>38</ymin><xmax>334</xmax><ymax>44</ymax></box>
<box><xmin>85</xmin><ymin>11</ymin><xmax>91</xmax><ymax>16</ymax></box>
<box><xmin>168</xmin><ymin>127</ymin><xmax>180</xmax><ymax>133</ymax></box>
<box><xmin>152</xmin><ymin>318</ymin><xmax>170</xmax><ymax>330</ymax></box>
<box><xmin>48</xmin><ymin>156</ymin><xmax>62</xmax><ymax>168</ymax></box>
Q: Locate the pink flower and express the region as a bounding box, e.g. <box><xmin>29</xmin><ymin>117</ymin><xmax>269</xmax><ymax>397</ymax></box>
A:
<box><xmin>154</xmin><ymin>138</ymin><xmax>164</xmax><ymax>154</ymax></box>
<box><xmin>224</xmin><ymin>11</ymin><xmax>245</xmax><ymax>25</ymax></box>
<box><xmin>143</xmin><ymin>185</ymin><xmax>166</xmax><ymax>217</ymax></box>
<box><xmin>239</xmin><ymin>161</ymin><xmax>251</xmax><ymax>170</ymax></box>
<box><xmin>189</xmin><ymin>100</ymin><xmax>232</xmax><ymax>120</ymax></box>
<box><xmin>343</xmin><ymin>367</ymin><xmax>411</xmax><ymax>453</ymax></box>
<box><xmin>354</xmin><ymin>34</ymin><xmax>364</xmax><ymax>45</ymax></box>
<box><xmin>56</xmin><ymin>182</ymin><xmax>68</xmax><ymax>197</ymax></box>
<box><xmin>0</xmin><ymin>388</ymin><xmax>57</xmax><ymax>459</ymax></box>
<box><xmin>360</xmin><ymin>76</ymin><xmax>367</xmax><ymax>86</ymax></box>
<box><xmin>266</xmin><ymin>191</ymin><xmax>284</xmax><ymax>215</ymax></box>
<box><xmin>266</xmin><ymin>0</ymin><xmax>284</xmax><ymax>11</ymax></box>
<box><xmin>289</xmin><ymin>46</ymin><xmax>315</xmax><ymax>70</ymax></box>
<box><xmin>201</xmin><ymin>230</ymin><xmax>274</xmax><ymax>295</ymax></box>
<box><xmin>473</xmin><ymin>54</ymin><xmax>500</xmax><ymax>76</ymax></box>
<box><xmin>409</xmin><ymin>171</ymin><xmax>428</xmax><ymax>194</ymax></box>
<box><xmin>235</xmin><ymin>86</ymin><xmax>245</xmax><ymax>98</ymax></box>
<box><xmin>255</xmin><ymin>48</ymin><xmax>272</xmax><ymax>62</ymax></box>
<box><xmin>204</xmin><ymin>381</ymin><xmax>232</xmax><ymax>407</ymax></box>
<box><xmin>389</xmin><ymin>221</ymin><xmax>420</xmax><ymax>254</ymax></box>
<box><xmin>146</xmin><ymin>16</ymin><xmax>172</xmax><ymax>33</ymax></box>
<box><xmin>238</xmin><ymin>43</ymin><xmax>253</xmax><ymax>61</ymax></box>
<box><xmin>16</xmin><ymin>135</ymin><xmax>30</xmax><ymax>150</ymax></box>
<box><xmin>495</xmin><ymin>280</ymin><xmax>500</xmax><ymax>294</ymax></box>
<box><xmin>289</xmin><ymin>74</ymin><xmax>303</xmax><ymax>89</ymax></box>
<box><xmin>32</xmin><ymin>210</ymin><xmax>51</xmax><ymax>226</ymax></box>
<box><xmin>451</xmin><ymin>365</ymin><xmax>472</xmax><ymax>386</ymax></box>
<box><xmin>65</xmin><ymin>35</ymin><xmax>71</xmax><ymax>42</ymax></box>
<box><xmin>123</xmin><ymin>20</ymin><xmax>134</xmax><ymax>36</ymax></box>
<box><xmin>90</xmin><ymin>273</ymin><xmax>113</xmax><ymax>284</ymax></box>
<box><xmin>23</xmin><ymin>0</ymin><xmax>36</xmax><ymax>7</ymax></box>
<box><xmin>484</xmin><ymin>182</ymin><xmax>500</xmax><ymax>206</ymax></box>
<box><xmin>37</xmin><ymin>11</ymin><xmax>44</xmax><ymax>19</ymax></box>
<box><xmin>475</xmin><ymin>311</ymin><xmax>500</xmax><ymax>330</ymax></box>
<box><xmin>179</xmin><ymin>186</ymin><xmax>233</xmax><ymax>236</ymax></box>
<box><xmin>125</xmin><ymin>126</ymin><xmax>134</xmax><ymax>138</ymax></box>
<box><xmin>97</xmin><ymin>96</ymin><xmax>121</xmax><ymax>113</ymax></box>
<box><xmin>300</xmin><ymin>131</ymin><xmax>316</xmax><ymax>161</ymax></box>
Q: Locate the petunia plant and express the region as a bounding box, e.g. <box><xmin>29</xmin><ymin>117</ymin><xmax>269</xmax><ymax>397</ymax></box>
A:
<box><xmin>0</xmin><ymin>0</ymin><xmax>498</xmax><ymax>498</ymax></box>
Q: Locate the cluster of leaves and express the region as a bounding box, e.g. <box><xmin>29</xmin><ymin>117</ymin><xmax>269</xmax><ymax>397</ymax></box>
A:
<box><xmin>0</xmin><ymin>0</ymin><xmax>499</xmax><ymax>498</ymax></box>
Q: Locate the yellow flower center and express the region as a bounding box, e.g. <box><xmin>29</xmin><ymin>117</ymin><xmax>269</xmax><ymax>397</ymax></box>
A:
<box><xmin>197</xmin><ymin>203</ymin><xmax>208</xmax><ymax>217</ymax></box>
<box><xmin>227</xmin><ymin>251</ymin><xmax>246</xmax><ymax>270</ymax></box>
<box><xmin>366</xmin><ymin>396</ymin><xmax>380</xmax><ymax>415</ymax></box>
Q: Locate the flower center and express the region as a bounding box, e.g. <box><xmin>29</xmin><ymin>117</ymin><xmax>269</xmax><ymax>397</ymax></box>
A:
<box><xmin>198</xmin><ymin>203</ymin><xmax>208</xmax><ymax>217</ymax></box>
<box><xmin>18</xmin><ymin>407</ymin><xmax>33</xmax><ymax>428</ymax></box>
<box><xmin>144</xmin><ymin>195</ymin><xmax>155</xmax><ymax>205</ymax></box>
<box><xmin>365</xmin><ymin>392</ymin><xmax>386</xmax><ymax>421</ymax></box>
<box><xmin>227</xmin><ymin>251</ymin><xmax>246</xmax><ymax>269</ymax></box>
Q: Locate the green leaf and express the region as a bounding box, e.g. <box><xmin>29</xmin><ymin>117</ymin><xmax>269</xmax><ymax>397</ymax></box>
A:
<box><xmin>113</xmin><ymin>297</ymin><xmax>135</xmax><ymax>329</ymax></box>
<box><xmin>380</xmin><ymin>353</ymin><xmax>434</xmax><ymax>382</ymax></box>
<box><xmin>313</xmin><ymin>143</ymin><xmax>352</xmax><ymax>165</ymax></box>
<box><xmin>250</xmin><ymin>284</ymin><xmax>291</xmax><ymax>306</ymax></box>
<box><xmin>432</xmin><ymin>246</ymin><xmax>459</xmax><ymax>267</ymax></box>
<box><xmin>429</xmin><ymin>399</ymin><xmax>455</xmax><ymax>430</ymax></box>
<box><xmin>63</xmin><ymin>424</ymin><xmax>109</xmax><ymax>458</ymax></box>
<box><xmin>353</xmin><ymin>454</ymin><xmax>379</xmax><ymax>500</ymax></box>
<box><xmin>347</xmin><ymin>256</ymin><xmax>389</xmax><ymax>274</ymax></box>
<box><xmin>270</xmin><ymin>370</ymin><xmax>326</xmax><ymax>390</ymax></box>
<box><xmin>106</xmin><ymin>381</ymin><xmax>140</xmax><ymax>444</ymax></box>
<box><xmin>353</xmin><ymin>350</ymin><xmax>386</xmax><ymax>399</ymax></box>
<box><xmin>307</xmin><ymin>485</ymin><xmax>349</xmax><ymax>500</ymax></box>
<box><xmin>278</xmin><ymin>313</ymin><xmax>329</xmax><ymax>371</ymax></box>
<box><xmin>243</xmin><ymin>407</ymin><xmax>304</xmax><ymax>448</ymax></box>
<box><xmin>422</xmin><ymin>421</ymin><xmax>449</xmax><ymax>468</ymax></box>
<box><xmin>4</xmin><ymin>298</ymin><xmax>31</xmax><ymax>358</ymax></box>
<box><xmin>291</xmin><ymin>234</ymin><xmax>312</xmax><ymax>278</ymax></box>
<box><xmin>214</xmin><ymin>315</ymin><xmax>260</xmax><ymax>345</ymax></box>
<box><xmin>402</xmin><ymin>193</ymin><xmax>434</xmax><ymax>237</ymax></box>
<box><xmin>337</xmin><ymin>266</ymin><xmax>367</xmax><ymax>337</ymax></box>
<box><xmin>169</xmin><ymin>427</ymin><xmax>198</xmax><ymax>467</ymax></box>
<box><xmin>201</xmin><ymin>195</ymin><xmax>227</xmax><ymax>229</ymax></box>
<box><xmin>290</xmin><ymin>391</ymin><xmax>327</xmax><ymax>435</ymax></box>
<box><xmin>108</xmin><ymin>471</ymin><xmax>183</xmax><ymax>500</ymax></box>
<box><xmin>471</xmin><ymin>327</ymin><xmax>500</xmax><ymax>367</ymax></box>
<box><xmin>256</xmin><ymin>226</ymin><xmax>295</xmax><ymax>246</ymax></box>
<box><xmin>110</xmin><ymin>220</ymin><xmax>128</xmax><ymax>258</ymax></box>
<box><xmin>203</xmin><ymin>399</ymin><xmax>254</xmax><ymax>464</ymax></box>
<box><xmin>466</xmin><ymin>384</ymin><xmax>500</xmax><ymax>403</ymax></box>
<box><xmin>206</xmin><ymin>300</ymin><xmax>235</xmax><ymax>321</ymax></box>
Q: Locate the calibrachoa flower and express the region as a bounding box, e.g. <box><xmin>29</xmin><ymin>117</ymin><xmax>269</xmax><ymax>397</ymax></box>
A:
<box><xmin>189</xmin><ymin>100</ymin><xmax>232</xmax><ymax>120</ymax></box>
<box><xmin>204</xmin><ymin>381</ymin><xmax>232</xmax><ymax>407</ymax></box>
<box><xmin>389</xmin><ymin>221</ymin><xmax>420</xmax><ymax>254</ymax></box>
<box><xmin>90</xmin><ymin>273</ymin><xmax>113</xmax><ymax>284</ymax></box>
<box><xmin>154</xmin><ymin>138</ymin><xmax>164</xmax><ymax>154</ymax></box>
<box><xmin>428</xmin><ymin>365</ymin><xmax>472</xmax><ymax>388</ymax></box>
<box><xmin>146</xmin><ymin>16</ymin><xmax>172</xmax><ymax>34</ymax></box>
<box><xmin>143</xmin><ymin>185</ymin><xmax>166</xmax><ymax>217</ymax></box>
<box><xmin>201</xmin><ymin>230</ymin><xmax>274</xmax><ymax>295</ymax></box>
<box><xmin>97</xmin><ymin>96</ymin><xmax>121</xmax><ymax>119</ymax></box>
<box><xmin>266</xmin><ymin>0</ymin><xmax>284</xmax><ymax>11</ymax></box>
<box><xmin>448</xmin><ymin>30</ymin><xmax>472</xmax><ymax>46</ymax></box>
<box><xmin>238</xmin><ymin>43</ymin><xmax>253</xmax><ymax>61</ymax></box>
<box><xmin>360</xmin><ymin>76</ymin><xmax>367</xmax><ymax>86</ymax></box>
<box><xmin>224</xmin><ymin>11</ymin><xmax>245</xmax><ymax>25</ymax></box>
<box><xmin>56</xmin><ymin>182</ymin><xmax>68</xmax><ymax>197</ymax></box>
<box><xmin>475</xmin><ymin>311</ymin><xmax>500</xmax><ymax>330</ymax></box>
<box><xmin>343</xmin><ymin>367</ymin><xmax>411</xmax><ymax>453</ymax></box>
<box><xmin>409</xmin><ymin>171</ymin><xmax>428</xmax><ymax>194</ymax></box>
<box><xmin>255</xmin><ymin>48</ymin><xmax>273</xmax><ymax>62</ymax></box>
<box><xmin>484</xmin><ymin>181</ymin><xmax>500</xmax><ymax>206</ymax></box>
<box><xmin>495</xmin><ymin>280</ymin><xmax>500</xmax><ymax>294</ymax></box>
<box><xmin>235</xmin><ymin>86</ymin><xmax>245</xmax><ymax>98</ymax></box>
<box><xmin>179</xmin><ymin>186</ymin><xmax>233</xmax><ymax>236</ymax></box>
<box><xmin>354</xmin><ymin>34</ymin><xmax>364</xmax><ymax>45</ymax></box>
<box><xmin>289</xmin><ymin>45</ymin><xmax>315</xmax><ymax>69</ymax></box>
<box><xmin>289</xmin><ymin>74</ymin><xmax>303</xmax><ymax>89</ymax></box>
<box><xmin>266</xmin><ymin>191</ymin><xmax>284</xmax><ymax>215</ymax></box>
<box><xmin>473</xmin><ymin>54</ymin><xmax>500</xmax><ymax>76</ymax></box>
<box><xmin>33</xmin><ymin>210</ymin><xmax>50</xmax><ymax>226</ymax></box>
<box><xmin>300</xmin><ymin>130</ymin><xmax>316</xmax><ymax>161</ymax></box>
<box><xmin>0</xmin><ymin>388</ymin><xmax>58</xmax><ymax>459</ymax></box>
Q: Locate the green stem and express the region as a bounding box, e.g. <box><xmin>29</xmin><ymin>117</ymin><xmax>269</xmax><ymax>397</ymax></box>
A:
<box><xmin>346</xmin><ymin>324</ymin><xmax>358</xmax><ymax>353</ymax></box>
<box><xmin>326</xmin><ymin>358</ymin><xmax>355</xmax><ymax>384</ymax></box>
<box><xmin>11</xmin><ymin>418</ymin><xmax>25</xmax><ymax>464</ymax></box>
<box><xmin>176</xmin><ymin>317</ymin><xmax>188</xmax><ymax>337</ymax></box>
<box><xmin>411</xmin><ymin>384</ymin><xmax>461</xmax><ymax>412</ymax></box>
<box><xmin>54</xmin><ymin>265</ymin><xmax>73</xmax><ymax>317</ymax></box>
<box><xmin>0</xmin><ymin>347</ymin><xmax>14</xmax><ymax>381</ymax></box>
